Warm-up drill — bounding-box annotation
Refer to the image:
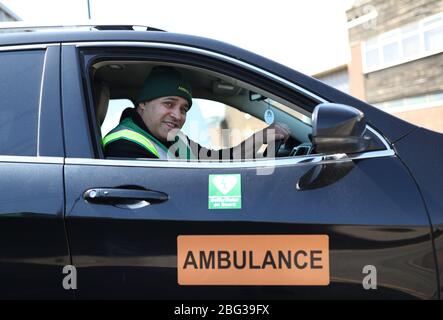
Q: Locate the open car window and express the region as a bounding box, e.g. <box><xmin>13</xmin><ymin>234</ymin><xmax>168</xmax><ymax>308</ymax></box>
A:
<box><xmin>182</xmin><ymin>99</ymin><xmax>268</xmax><ymax>149</ymax></box>
<box><xmin>92</xmin><ymin>61</ymin><xmax>315</xmax><ymax>161</ymax></box>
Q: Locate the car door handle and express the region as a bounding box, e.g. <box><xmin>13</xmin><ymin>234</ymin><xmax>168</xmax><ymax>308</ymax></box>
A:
<box><xmin>83</xmin><ymin>187</ymin><xmax>169</xmax><ymax>204</ymax></box>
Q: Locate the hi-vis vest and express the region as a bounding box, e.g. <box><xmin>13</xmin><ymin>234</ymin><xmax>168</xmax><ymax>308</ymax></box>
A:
<box><xmin>102</xmin><ymin>117</ymin><xmax>196</xmax><ymax>160</ymax></box>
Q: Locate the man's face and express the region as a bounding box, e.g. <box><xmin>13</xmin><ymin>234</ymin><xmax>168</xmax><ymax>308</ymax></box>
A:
<box><xmin>138</xmin><ymin>96</ymin><xmax>189</xmax><ymax>142</ymax></box>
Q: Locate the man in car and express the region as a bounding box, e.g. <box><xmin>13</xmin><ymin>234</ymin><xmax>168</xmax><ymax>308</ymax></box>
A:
<box><xmin>102</xmin><ymin>66</ymin><xmax>289</xmax><ymax>160</ymax></box>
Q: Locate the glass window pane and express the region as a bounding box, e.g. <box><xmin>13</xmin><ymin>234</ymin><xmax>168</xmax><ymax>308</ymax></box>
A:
<box><xmin>385</xmin><ymin>99</ymin><xmax>404</xmax><ymax>109</ymax></box>
<box><xmin>101</xmin><ymin>99</ymin><xmax>135</xmax><ymax>137</ymax></box>
<box><xmin>182</xmin><ymin>99</ymin><xmax>267</xmax><ymax>149</ymax></box>
<box><xmin>383</xmin><ymin>42</ymin><xmax>400</xmax><ymax>65</ymax></box>
<box><xmin>318</xmin><ymin>70</ymin><xmax>349</xmax><ymax>94</ymax></box>
<box><xmin>402</xmin><ymin>34</ymin><xmax>420</xmax><ymax>58</ymax></box>
<box><xmin>405</xmin><ymin>95</ymin><xmax>427</xmax><ymax>107</ymax></box>
<box><xmin>428</xmin><ymin>92</ymin><xmax>443</xmax><ymax>102</ymax></box>
<box><xmin>401</xmin><ymin>22</ymin><xmax>419</xmax><ymax>34</ymax></box>
<box><xmin>380</xmin><ymin>30</ymin><xmax>398</xmax><ymax>42</ymax></box>
<box><xmin>424</xmin><ymin>26</ymin><xmax>443</xmax><ymax>52</ymax></box>
<box><xmin>423</xmin><ymin>16</ymin><xmax>442</xmax><ymax>28</ymax></box>
<box><xmin>365</xmin><ymin>48</ymin><xmax>379</xmax><ymax>69</ymax></box>
<box><xmin>0</xmin><ymin>50</ymin><xmax>44</xmax><ymax>156</ymax></box>
<box><xmin>365</xmin><ymin>37</ymin><xmax>378</xmax><ymax>49</ymax></box>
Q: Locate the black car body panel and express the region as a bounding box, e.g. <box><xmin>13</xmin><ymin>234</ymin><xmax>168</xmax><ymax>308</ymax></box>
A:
<box><xmin>65</xmin><ymin>158</ymin><xmax>436</xmax><ymax>299</ymax></box>
<box><xmin>0</xmin><ymin>163</ymin><xmax>71</xmax><ymax>299</ymax></box>
<box><xmin>0</xmin><ymin>44</ymin><xmax>71</xmax><ymax>298</ymax></box>
<box><xmin>394</xmin><ymin>128</ymin><xmax>443</xmax><ymax>297</ymax></box>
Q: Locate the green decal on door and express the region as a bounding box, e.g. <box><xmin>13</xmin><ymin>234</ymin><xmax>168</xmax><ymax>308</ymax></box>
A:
<box><xmin>208</xmin><ymin>174</ymin><xmax>241</xmax><ymax>209</ymax></box>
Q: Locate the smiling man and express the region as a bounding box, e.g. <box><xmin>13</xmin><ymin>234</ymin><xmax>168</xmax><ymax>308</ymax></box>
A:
<box><xmin>103</xmin><ymin>66</ymin><xmax>288</xmax><ymax>160</ymax></box>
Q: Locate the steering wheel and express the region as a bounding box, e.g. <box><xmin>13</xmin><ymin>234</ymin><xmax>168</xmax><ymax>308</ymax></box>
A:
<box><xmin>289</xmin><ymin>142</ymin><xmax>314</xmax><ymax>156</ymax></box>
<box><xmin>262</xmin><ymin>138</ymin><xmax>285</xmax><ymax>158</ymax></box>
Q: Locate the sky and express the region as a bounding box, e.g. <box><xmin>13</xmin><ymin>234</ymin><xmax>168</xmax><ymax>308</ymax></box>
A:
<box><xmin>1</xmin><ymin>0</ymin><xmax>355</xmax><ymax>75</ymax></box>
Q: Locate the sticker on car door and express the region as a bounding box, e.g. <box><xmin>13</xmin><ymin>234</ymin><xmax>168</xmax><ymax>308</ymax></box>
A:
<box><xmin>208</xmin><ymin>174</ymin><xmax>241</xmax><ymax>209</ymax></box>
<box><xmin>177</xmin><ymin>235</ymin><xmax>329</xmax><ymax>285</ymax></box>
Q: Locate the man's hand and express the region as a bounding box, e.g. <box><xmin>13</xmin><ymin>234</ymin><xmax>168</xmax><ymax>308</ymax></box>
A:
<box><xmin>262</xmin><ymin>123</ymin><xmax>290</xmax><ymax>144</ymax></box>
<box><xmin>231</xmin><ymin>123</ymin><xmax>291</xmax><ymax>160</ymax></box>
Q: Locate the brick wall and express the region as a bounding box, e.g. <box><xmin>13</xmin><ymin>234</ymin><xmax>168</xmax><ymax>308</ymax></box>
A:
<box><xmin>346</xmin><ymin>0</ymin><xmax>443</xmax><ymax>134</ymax></box>
<box><xmin>347</xmin><ymin>0</ymin><xmax>443</xmax><ymax>45</ymax></box>
<box><xmin>365</xmin><ymin>53</ymin><xmax>443</xmax><ymax>103</ymax></box>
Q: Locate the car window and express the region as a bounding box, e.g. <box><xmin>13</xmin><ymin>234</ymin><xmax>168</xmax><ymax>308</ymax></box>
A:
<box><xmin>100</xmin><ymin>98</ymin><xmax>266</xmax><ymax>150</ymax></box>
<box><xmin>92</xmin><ymin>61</ymin><xmax>313</xmax><ymax>161</ymax></box>
<box><xmin>101</xmin><ymin>99</ymin><xmax>135</xmax><ymax>137</ymax></box>
<box><xmin>181</xmin><ymin>99</ymin><xmax>267</xmax><ymax>149</ymax></box>
<box><xmin>0</xmin><ymin>50</ymin><xmax>45</xmax><ymax>156</ymax></box>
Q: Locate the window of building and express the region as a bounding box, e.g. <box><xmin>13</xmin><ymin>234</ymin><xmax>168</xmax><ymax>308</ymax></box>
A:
<box><xmin>402</xmin><ymin>34</ymin><xmax>420</xmax><ymax>58</ymax></box>
<box><xmin>424</xmin><ymin>26</ymin><xmax>443</xmax><ymax>52</ymax></box>
<box><xmin>316</xmin><ymin>68</ymin><xmax>350</xmax><ymax>94</ymax></box>
<box><xmin>375</xmin><ymin>91</ymin><xmax>443</xmax><ymax>133</ymax></box>
<box><xmin>363</xmin><ymin>12</ymin><xmax>443</xmax><ymax>73</ymax></box>
<box><xmin>365</xmin><ymin>48</ymin><xmax>380</xmax><ymax>70</ymax></box>
<box><xmin>382</xmin><ymin>42</ymin><xmax>400</xmax><ymax>65</ymax></box>
<box><xmin>375</xmin><ymin>92</ymin><xmax>443</xmax><ymax>112</ymax></box>
<box><xmin>0</xmin><ymin>50</ymin><xmax>45</xmax><ymax>156</ymax></box>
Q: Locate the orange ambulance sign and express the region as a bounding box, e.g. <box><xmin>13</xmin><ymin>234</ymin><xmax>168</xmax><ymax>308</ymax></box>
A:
<box><xmin>177</xmin><ymin>235</ymin><xmax>329</xmax><ymax>285</ymax></box>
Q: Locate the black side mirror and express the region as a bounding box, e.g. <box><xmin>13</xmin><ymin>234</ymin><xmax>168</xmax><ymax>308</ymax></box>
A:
<box><xmin>312</xmin><ymin>103</ymin><xmax>370</xmax><ymax>154</ymax></box>
<box><xmin>296</xmin><ymin>160</ymin><xmax>355</xmax><ymax>191</ymax></box>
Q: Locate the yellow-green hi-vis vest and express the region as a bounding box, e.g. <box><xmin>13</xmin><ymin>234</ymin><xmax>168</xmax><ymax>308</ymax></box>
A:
<box><xmin>102</xmin><ymin>117</ymin><xmax>196</xmax><ymax>160</ymax></box>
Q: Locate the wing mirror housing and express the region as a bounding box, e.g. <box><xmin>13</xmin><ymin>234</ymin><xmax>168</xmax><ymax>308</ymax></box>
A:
<box><xmin>311</xmin><ymin>103</ymin><xmax>370</xmax><ymax>154</ymax></box>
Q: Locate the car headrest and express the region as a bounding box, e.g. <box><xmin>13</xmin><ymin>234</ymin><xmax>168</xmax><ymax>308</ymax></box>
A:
<box><xmin>94</xmin><ymin>81</ymin><xmax>110</xmax><ymax>127</ymax></box>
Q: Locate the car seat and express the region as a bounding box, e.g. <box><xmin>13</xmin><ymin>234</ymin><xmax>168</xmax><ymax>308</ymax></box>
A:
<box><xmin>94</xmin><ymin>80</ymin><xmax>110</xmax><ymax>127</ymax></box>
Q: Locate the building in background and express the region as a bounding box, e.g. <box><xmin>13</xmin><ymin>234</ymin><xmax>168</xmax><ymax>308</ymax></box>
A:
<box><xmin>0</xmin><ymin>2</ymin><xmax>20</xmax><ymax>22</ymax></box>
<box><xmin>313</xmin><ymin>64</ymin><xmax>350</xmax><ymax>94</ymax></box>
<box><xmin>316</xmin><ymin>0</ymin><xmax>443</xmax><ymax>133</ymax></box>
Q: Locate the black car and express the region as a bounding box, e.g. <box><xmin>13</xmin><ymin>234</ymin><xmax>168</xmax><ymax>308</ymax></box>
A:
<box><xmin>0</xmin><ymin>24</ymin><xmax>442</xmax><ymax>299</ymax></box>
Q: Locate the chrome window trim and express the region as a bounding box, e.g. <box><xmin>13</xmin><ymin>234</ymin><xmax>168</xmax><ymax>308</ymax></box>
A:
<box><xmin>0</xmin><ymin>43</ymin><xmax>59</xmax><ymax>51</ymax></box>
<box><xmin>0</xmin><ymin>156</ymin><xmax>63</xmax><ymax>164</ymax></box>
<box><xmin>350</xmin><ymin>149</ymin><xmax>395</xmax><ymax>161</ymax></box>
<box><xmin>36</xmin><ymin>48</ymin><xmax>49</xmax><ymax>156</ymax></box>
<box><xmin>366</xmin><ymin>126</ymin><xmax>391</xmax><ymax>150</ymax></box>
<box><xmin>65</xmin><ymin>149</ymin><xmax>395</xmax><ymax>168</ymax></box>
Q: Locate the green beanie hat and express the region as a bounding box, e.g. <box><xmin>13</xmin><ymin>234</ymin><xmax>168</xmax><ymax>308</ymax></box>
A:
<box><xmin>136</xmin><ymin>66</ymin><xmax>193</xmax><ymax>107</ymax></box>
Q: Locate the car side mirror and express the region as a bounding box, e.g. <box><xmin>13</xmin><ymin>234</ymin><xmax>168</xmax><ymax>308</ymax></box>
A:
<box><xmin>311</xmin><ymin>103</ymin><xmax>370</xmax><ymax>154</ymax></box>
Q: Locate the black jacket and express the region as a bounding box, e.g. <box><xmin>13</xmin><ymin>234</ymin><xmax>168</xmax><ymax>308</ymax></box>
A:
<box><xmin>104</xmin><ymin>108</ymin><xmax>170</xmax><ymax>158</ymax></box>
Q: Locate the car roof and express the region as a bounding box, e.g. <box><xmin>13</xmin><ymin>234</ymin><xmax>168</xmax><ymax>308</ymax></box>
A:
<box><xmin>0</xmin><ymin>27</ymin><xmax>417</xmax><ymax>143</ymax></box>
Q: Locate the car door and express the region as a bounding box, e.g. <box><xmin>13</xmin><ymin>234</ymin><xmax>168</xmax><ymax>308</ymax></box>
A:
<box><xmin>0</xmin><ymin>44</ymin><xmax>71</xmax><ymax>298</ymax></box>
<box><xmin>62</xmin><ymin>41</ymin><xmax>438</xmax><ymax>299</ymax></box>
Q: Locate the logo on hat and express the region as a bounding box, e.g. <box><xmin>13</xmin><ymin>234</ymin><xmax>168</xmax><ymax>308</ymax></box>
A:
<box><xmin>178</xmin><ymin>86</ymin><xmax>191</xmax><ymax>98</ymax></box>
